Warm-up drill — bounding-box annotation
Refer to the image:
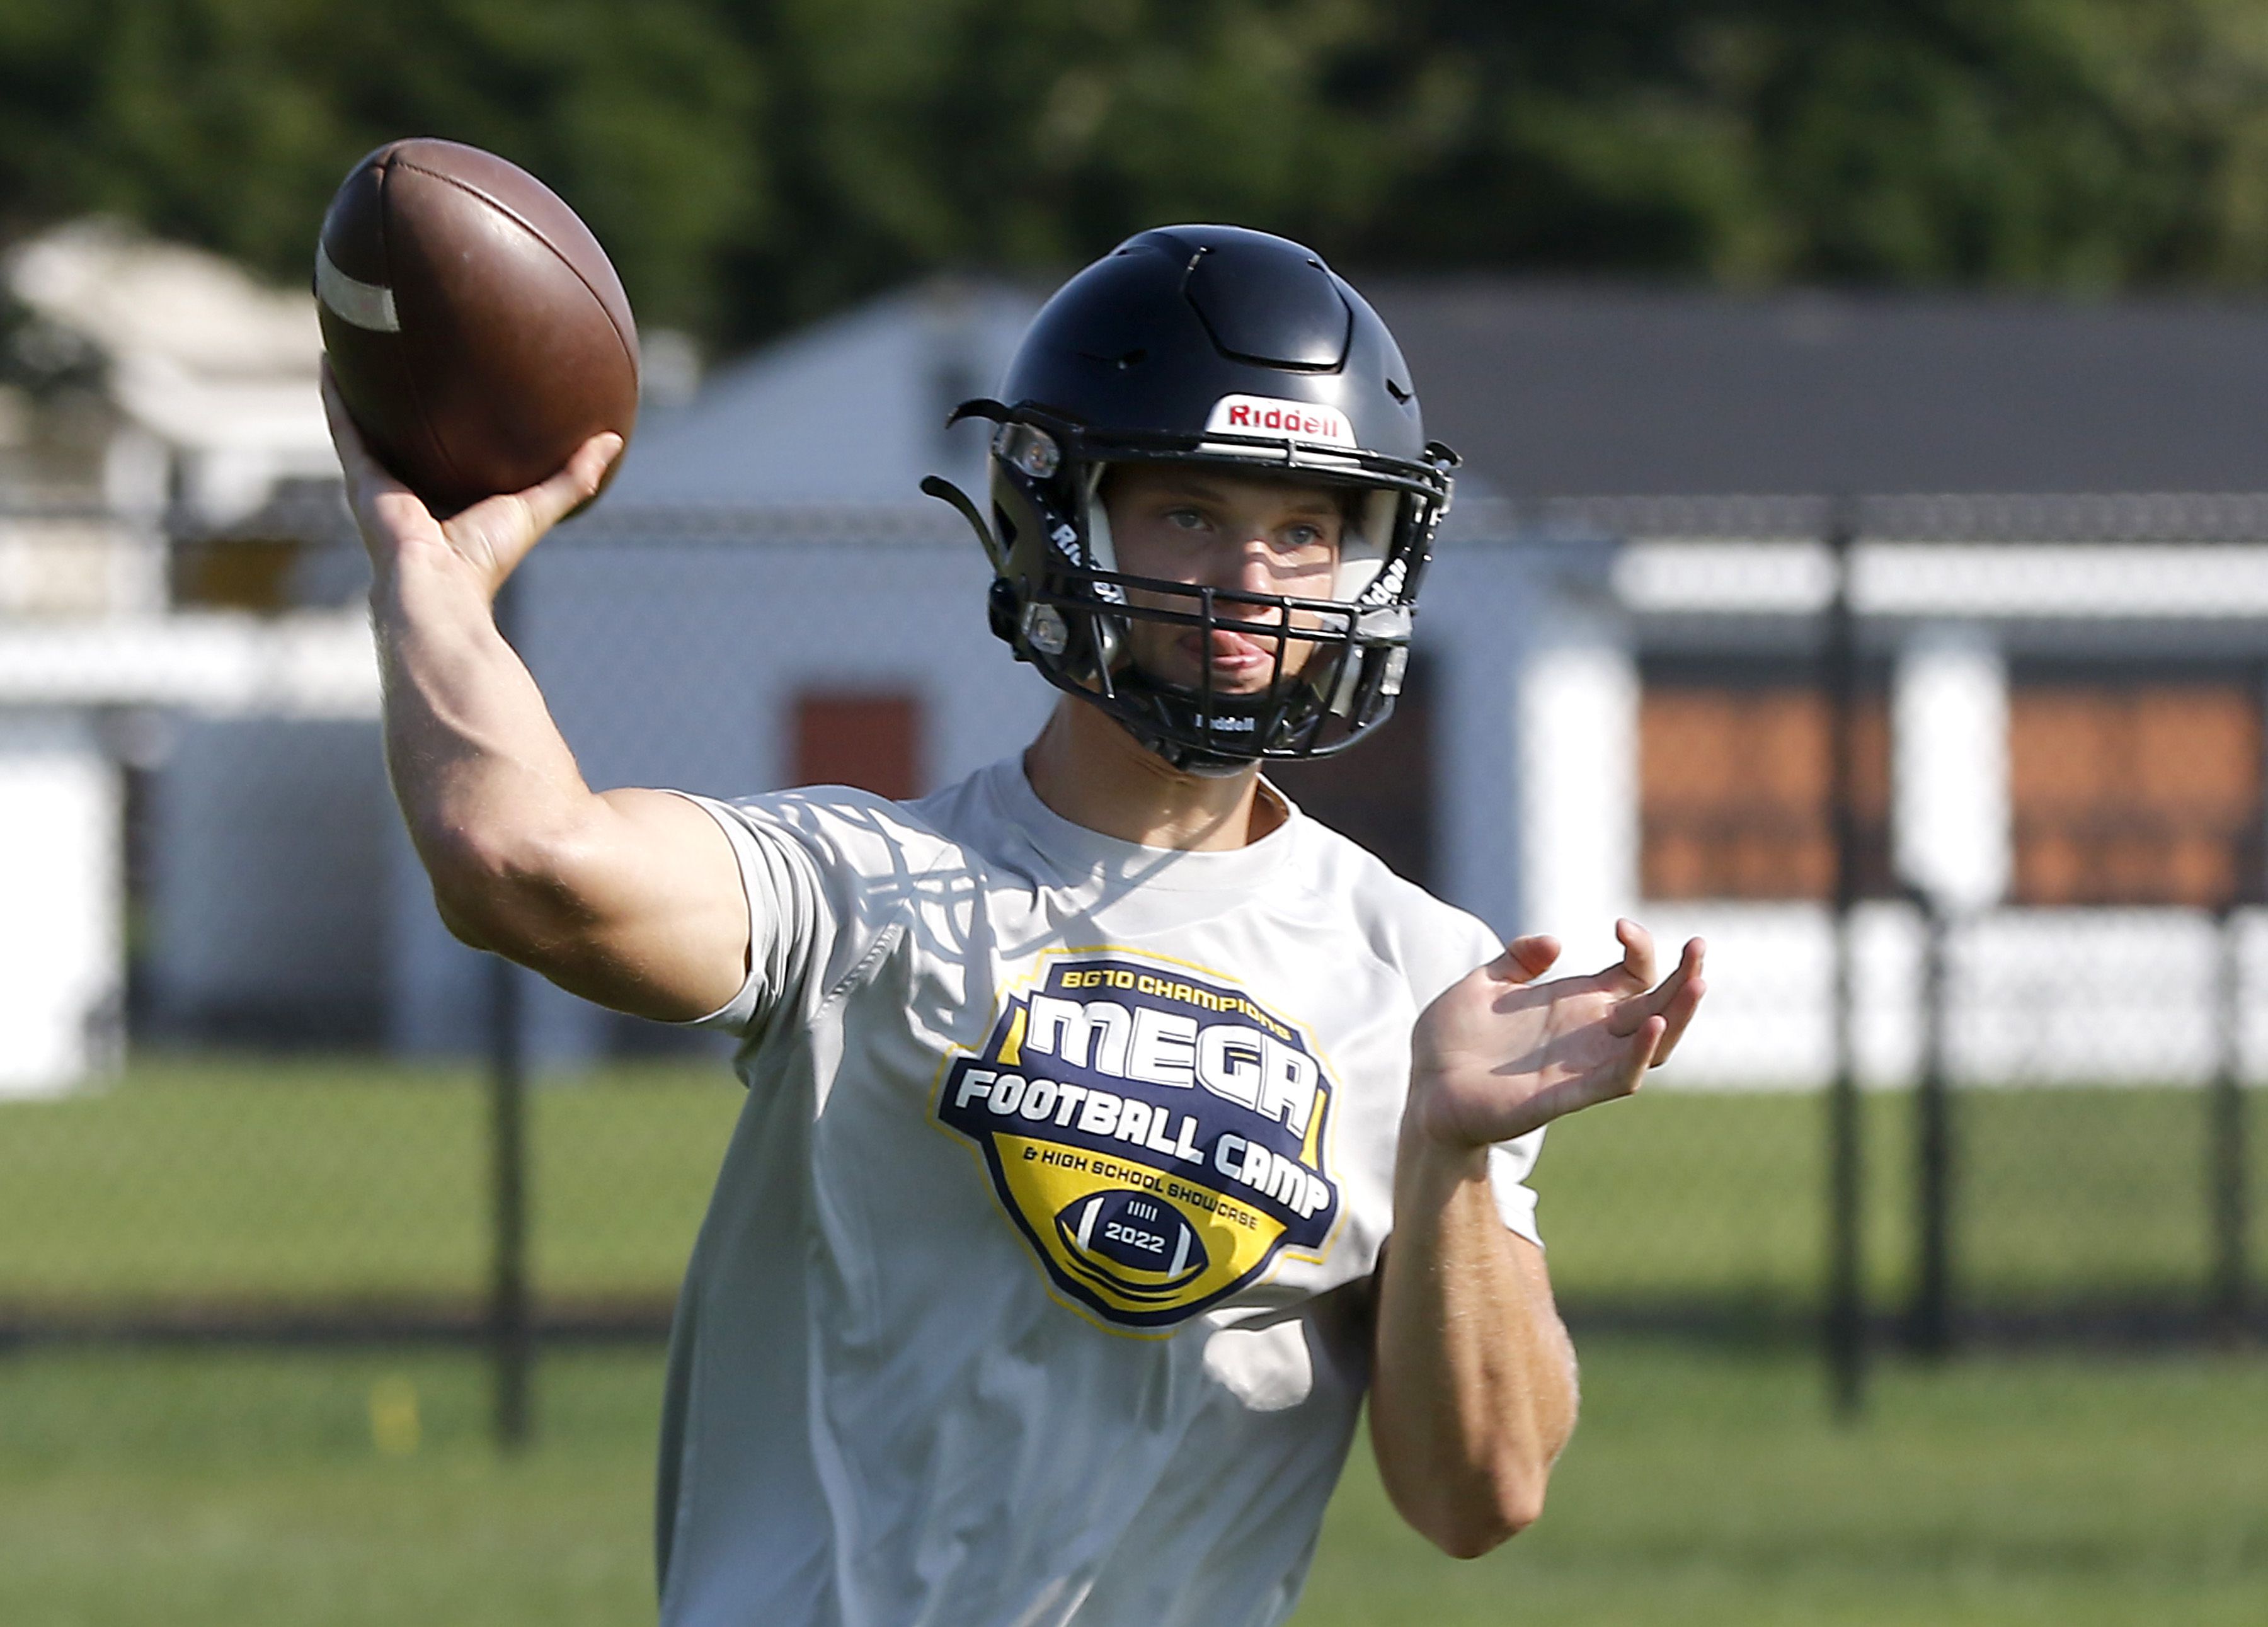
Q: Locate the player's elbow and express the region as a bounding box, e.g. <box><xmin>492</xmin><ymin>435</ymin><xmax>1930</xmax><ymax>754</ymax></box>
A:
<box><xmin>415</xmin><ymin>810</ymin><xmax>600</xmax><ymax>961</ymax></box>
<box><xmin>1424</xmin><ymin>1473</ymin><xmax>1546</xmax><ymax>1559</ymax></box>
<box><xmin>1383</xmin><ymin>1444</ymin><xmax>1549</xmax><ymax>1558</ymax></box>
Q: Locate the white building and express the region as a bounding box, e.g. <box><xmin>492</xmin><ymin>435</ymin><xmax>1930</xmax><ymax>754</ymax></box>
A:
<box><xmin>454</xmin><ymin>280</ymin><xmax>2268</xmax><ymax>1083</ymax></box>
<box><xmin>13</xmin><ymin>248</ymin><xmax>2268</xmax><ymax>1092</ymax></box>
<box><xmin>0</xmin><ymin>222</ymin><xmax>372</xmax><ymax>1093</ymax></box>
<box><xmin>1363</xmin><ymin>284</ymin><xmax>2268</xmax><ymax>1091</ymax></box>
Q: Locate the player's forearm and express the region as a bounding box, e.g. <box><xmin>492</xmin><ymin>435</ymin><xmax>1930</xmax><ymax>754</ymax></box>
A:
<box><xmin>371</xmin><ymin>539</ymin><xmax>604</xmax><ymax>947</ymax></box>
<box><xmin>1369</xmin><ymin>1127</ymin><xmax>1578</xmax><ymax>1559</ymax></box>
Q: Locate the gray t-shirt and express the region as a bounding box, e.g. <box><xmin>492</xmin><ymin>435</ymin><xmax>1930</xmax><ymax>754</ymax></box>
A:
<box><xmin>657</xmin><ymin>756</ymin><xmax>1544</xmax><ymax>1627</ymax></box>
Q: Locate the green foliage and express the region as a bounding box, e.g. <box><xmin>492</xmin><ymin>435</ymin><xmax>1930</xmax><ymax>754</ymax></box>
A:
<box><xmin>9</xmin><ymin>1</ymin><xmax>2268</xmax><ymax>348</ymax></box>
<box><xmin>0</xmin><ymin>0</ymin><xmax>764</xmax><ymax>335</ymax></box>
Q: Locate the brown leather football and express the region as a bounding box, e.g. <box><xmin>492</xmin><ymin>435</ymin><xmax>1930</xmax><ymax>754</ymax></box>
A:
<box><xmin>316</xmin><ymin>139</ymin><xmax>639</xmax><ymax>517</ymax></box>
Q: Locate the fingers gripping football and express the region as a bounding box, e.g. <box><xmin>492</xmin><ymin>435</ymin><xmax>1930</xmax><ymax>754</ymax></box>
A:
<box><xmin>1409</xmin><ymin>923</ymin><xmax>1706</xmax><ymax>1150</ymax></box>
<box><xmin>324</xmin><ymin>362</ymin><xmax>620</xmax><ymax>599</ymax></box>
<box><xmin>444</xmin><ymin>427</ymin><xmax>622</xmax><ymax>588</ymax></box>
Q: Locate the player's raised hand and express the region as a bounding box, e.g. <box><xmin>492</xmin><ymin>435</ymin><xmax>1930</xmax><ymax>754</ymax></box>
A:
<box><xmin>1407</xmin><ymin>921</ymin><xmax>1705</xmax><ymax>1150</ymax></box>
<box><xmin>322</xmin><ymin>361</ymin><xmax>621</xmax><ymax>602</ymax></box>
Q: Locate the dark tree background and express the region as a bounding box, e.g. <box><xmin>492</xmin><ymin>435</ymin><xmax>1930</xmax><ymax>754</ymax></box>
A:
<box><xmin>6</xmin><ymin>0</ymin><xmax>2268</xmax><ymax>354</ymax></box>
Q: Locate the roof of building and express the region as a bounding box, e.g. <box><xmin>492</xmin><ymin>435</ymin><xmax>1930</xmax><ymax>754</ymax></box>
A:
<box><xmin>1366</xmin><ymin>281</ymin><xmax>2268</xmax><ymax>498</ymax></box>
<box><xmin>8</xmin><ymin>219</ymin><xmax>318</xmax><ymax>380</ymax></box>
<box><xmin>4</xmin><ymin>219</ymin><xmax>335</xmax><ymax>520</ymax></box>
<box><xmin>605</xmin><ymin>273</ymin><xmax>2268</xmax><ymax>511</ymax></box>
<box><xmin>608</xmin><ymin>280</ymin><xmax>1038</xmax><ymax>506</ymax></box>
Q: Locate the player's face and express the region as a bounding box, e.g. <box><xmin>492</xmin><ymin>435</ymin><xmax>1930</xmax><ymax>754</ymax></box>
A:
<box><xmin>1101</xmin><ymin>465</ymin><xmax>1345</xmax><ymax>696</ymax></box>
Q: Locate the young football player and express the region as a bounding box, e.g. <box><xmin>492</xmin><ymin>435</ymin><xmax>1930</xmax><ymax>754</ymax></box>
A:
<box><xmin>326</xmin><ymin>223</ymin><xmax>1704</xmax><ymax>1627</ymax></box>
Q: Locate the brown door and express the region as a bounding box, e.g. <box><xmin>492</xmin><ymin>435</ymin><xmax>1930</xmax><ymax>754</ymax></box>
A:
<box><xmin>791</xmin><ymin>689</ymin><xmax>925</xmax><ymax>800</ymax></box>
<box><xmin>1638</xmin><ymin>665</ymin><xmax>1891</xmax><ymax>901</ymax></box>
<box><xmin>2008</xmin><ymin>678</ymin><xmax>2262</xmax><ymax>908</ymax></box>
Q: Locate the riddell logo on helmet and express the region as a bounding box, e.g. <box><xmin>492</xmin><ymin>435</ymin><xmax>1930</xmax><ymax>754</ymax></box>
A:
<box><xmin>1204</xmin><ymin>396</ymin><xmax>1355</xmax><ymax>447</ymax></box>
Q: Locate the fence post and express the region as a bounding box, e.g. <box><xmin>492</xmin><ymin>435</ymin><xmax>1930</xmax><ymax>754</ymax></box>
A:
<box><xmin>488</xmin><ymin>576</ymin><xmax>534</xmax><ymax>1449</ymax></box>
<box><xmin>2210</xmin><ymin>907</ymin><xmax>2250</xmax><ymax>1343</ymax></box>
<box><xmin>1910</xmin><ymin>903</ymin><xmax>1954</xmax><ymax>1356</ymax></box>
<box><xmin>1823</xmin><ymin>508</ymin><xmax>1867</xmax><ymax>1416</ymax></box>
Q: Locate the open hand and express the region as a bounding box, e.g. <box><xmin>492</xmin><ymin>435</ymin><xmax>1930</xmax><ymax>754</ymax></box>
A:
<box><xmin>321</xmin><ymin>360</ymin><xmax>621</xmax><ymax>602</ymax></box>
<box><xmin>1407</xmin><ymin>921</ymin><xmax>1705</xmax><ymax>1150</ymax></box>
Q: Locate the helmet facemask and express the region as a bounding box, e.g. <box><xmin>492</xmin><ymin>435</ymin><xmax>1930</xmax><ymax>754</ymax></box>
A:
<box><xmin>936</xmin><ymin>406</ymin><xmax>1452</xmax><ymax>775</ymax></box>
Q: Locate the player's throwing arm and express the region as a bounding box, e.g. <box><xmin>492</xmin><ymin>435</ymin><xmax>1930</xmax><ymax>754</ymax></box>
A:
<box><xmin>326</xmin><ymin>375</ymin><xmax>745</xmax><ymax>1022</ymax></box>
<box><xmin>315</xmin><ymin>140</ymin><xmax>747</xmax><ymax>1024</ymax></box>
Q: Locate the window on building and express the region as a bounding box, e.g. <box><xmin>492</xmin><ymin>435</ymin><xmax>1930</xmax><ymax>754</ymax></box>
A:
<box><xmin>2008</xmin><ymin>676</ymin><xmax>2262</xmax><ymax>908</ymax></box>
<box><xmin>791</xmin><ymin>689</ymin><xmax>924</xmax><ymax>800</ymax></box>
<box><xmin>1639</xmin><ymin>661</ymin><xmax>1892</xmax><ymax>901</ymax></box>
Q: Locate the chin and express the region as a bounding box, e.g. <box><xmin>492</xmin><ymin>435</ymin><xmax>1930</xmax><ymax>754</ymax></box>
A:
<box><xmin>1180</xmin><ymin>671</ymin><xmax>1290</xmax><ymax>699</ymax></box>
<box><xmin>1154</xmin><ymin>654</ymin><xmax>1309</xmax><ymax>694</ymax></box>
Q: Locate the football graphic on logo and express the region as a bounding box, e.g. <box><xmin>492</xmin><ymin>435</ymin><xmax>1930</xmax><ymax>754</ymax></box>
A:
<box><xmin>1054</xmin><ymin>1189</ymin><xmax>1209</xmax><ymax>1304</ymax></box>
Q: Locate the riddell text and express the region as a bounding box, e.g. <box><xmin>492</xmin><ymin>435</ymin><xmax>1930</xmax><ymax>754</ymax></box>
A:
<box><xmin>1223</xmin><ymin>402</ymin><xmax>1349</xmax><ymax>441</ymax></box>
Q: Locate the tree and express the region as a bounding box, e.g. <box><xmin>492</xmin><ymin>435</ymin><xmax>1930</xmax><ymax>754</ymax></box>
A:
<box><xmin>7</xmin><ymin>1</ymin><xmax>2268</xmax><ymax>357</ymax></box>
<box><xmin>0</xmin><ymin>0</ymin><xmax>764</xmax><ymax>336</ymax></box>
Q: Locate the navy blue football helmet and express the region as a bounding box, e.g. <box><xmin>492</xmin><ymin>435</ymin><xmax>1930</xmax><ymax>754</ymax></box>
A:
<box><xmin>925</xmin><ymin>225</ymin><xmax>1457</xmax><ymax>772</ymax></box>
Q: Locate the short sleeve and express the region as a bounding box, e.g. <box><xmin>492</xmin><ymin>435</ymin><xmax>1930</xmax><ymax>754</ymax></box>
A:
<box><xmin>1486</xmin><ymin>1129</ymin><xmax>1546</xmax><ymax>1248</ymax></box>
<box><xmin>670</xmin><ymin>792</ymin><xmax>837</xmax><ymax>1039</ymax></box>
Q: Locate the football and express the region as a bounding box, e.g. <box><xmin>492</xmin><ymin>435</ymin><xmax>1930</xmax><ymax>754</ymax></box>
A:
<box><xmin>315</xmin><ymin>138</ymin><xmax>639</xmax><ymax>517</ymax></box>
<box><xmin>1055</xmin><ymin>1188</ymin><xmax>1208</xmax><ymax>1298</ymax></box>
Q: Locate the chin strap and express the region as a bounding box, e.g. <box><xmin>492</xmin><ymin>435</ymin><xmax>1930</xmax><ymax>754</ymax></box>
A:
<box><xmin>1125</xmin><ymin>699</ymin><xmax>1268</xmax><ymax>777</ymax></box>
<box><xmin>920</xmin><ymin>475</ymin><xmax>1009</xmax><ymax>574</ymax></box>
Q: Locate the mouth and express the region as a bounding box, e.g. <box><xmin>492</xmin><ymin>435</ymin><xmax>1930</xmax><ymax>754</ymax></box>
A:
<box><xmin>1179</xmin><ymin>625</ymin><xmax>1285</xmax><ymax>684</ymax></box>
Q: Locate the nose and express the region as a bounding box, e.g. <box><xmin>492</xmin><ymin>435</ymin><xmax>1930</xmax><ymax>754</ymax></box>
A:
<box><xmin>1208</xmin><ymin>532</ymin><xmax>1278</xmax><ymax>602</ymax></box>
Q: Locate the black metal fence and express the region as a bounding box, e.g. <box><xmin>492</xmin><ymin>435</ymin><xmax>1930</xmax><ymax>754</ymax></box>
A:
<box><xmin>1549</xmin><ymin>492</ymin><xmax>2268</xmax><ymax>1407</ymax></box>
<box><xmin>0</xmin><ymin>488</ymin><xmax>2260</xmax><ymax>1434</ymax></box>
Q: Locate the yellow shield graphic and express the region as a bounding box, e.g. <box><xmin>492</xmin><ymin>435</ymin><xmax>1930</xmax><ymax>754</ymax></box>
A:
<box><xmin>939</xmin><ymin>952</ymin><xmax>1339</xmax><ymax>1329</ymax></box>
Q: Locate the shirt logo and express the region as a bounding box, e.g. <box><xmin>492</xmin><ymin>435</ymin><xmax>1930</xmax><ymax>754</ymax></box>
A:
<box><xmin>1203</xmin><ymin>394</ymin><xmax>1356</xmax><ymax>447</ymax></box>
<box><xmin>937</xmin><ymin>951</ymin><xmax>1342</xmax><ymax>1330</ymax></box>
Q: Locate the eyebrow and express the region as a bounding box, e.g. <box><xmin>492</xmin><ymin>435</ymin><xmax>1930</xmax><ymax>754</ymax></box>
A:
<box><xmin>1147</xmin><ymin>479</ymin><xmax>1341</xmax><ymax>518</ymax></box>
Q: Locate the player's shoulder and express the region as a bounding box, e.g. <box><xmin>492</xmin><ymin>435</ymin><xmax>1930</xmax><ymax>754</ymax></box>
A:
<box><xmin>713</xmin><ymin>774</ymin><xmax>973</xmax><ymax>881</ymax></box>
<box><xmin>1280</xmin><ymin>795</ymin><xmax>1500</xmax><ymax>983</ymax></box>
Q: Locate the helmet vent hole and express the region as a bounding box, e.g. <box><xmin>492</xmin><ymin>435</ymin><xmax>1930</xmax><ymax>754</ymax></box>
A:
<box><xmin>1385</xmin><ymin>378</ymin><xmax>1412</xmax><ymax>404</ymax></box>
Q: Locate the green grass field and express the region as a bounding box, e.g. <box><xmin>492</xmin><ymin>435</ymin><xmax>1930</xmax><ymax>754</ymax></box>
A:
<box><xmin>3</xmin><ymin>1340</ymin><xmax>2262</xmax><ymax>1626</ymax></box>
<box><xmin>4</xmin><ymin>1055</ymin><xmax>2260</xmax><ymax>1317</ymax></box>
<box><xmin>3</xmin><ymin>1057</ymin><xmax>2263</xmax><ymax>1623</ymax></box>
<box><xmin>0</xmin><ymin>1058</ymin><xmax>744</xmax><ymax>1308</ymax></box>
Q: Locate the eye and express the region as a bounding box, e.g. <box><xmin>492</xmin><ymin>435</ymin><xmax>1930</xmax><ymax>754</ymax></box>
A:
<box><xmin>1279</xmin><ymin>523</ymin><xmax>1331</xmax><ymax>553</ymax></box>
<box><xmin>1163</xmin><ymin>506</ymin><xmax>1210</xmax><ymax>533</ymax></box>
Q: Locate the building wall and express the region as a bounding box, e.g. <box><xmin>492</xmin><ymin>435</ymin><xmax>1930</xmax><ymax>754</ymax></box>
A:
<box><xmin>1421</xmin><ymin>534</ymin><xmax>1632</xmax><ymax>966</ymax></box>
<box><xmin>1639</xmin><ymin>898</ymin><xmax>2268</xmax><ymax>1090</ymax></box>
<box><xmin>0</xmin><ymin>711</ymin><xmax>119</xmax><ymax>1093</ymax></box>
<box><xmin>145</xmin><ymin>716</ymin><xmax>391</xmax><ymax>1042</ymax></box>
<box><xmin>2006</xmin><ymin>673</ymin><xmax>2261</xmax><ymax>907</ymax></box>
<box><xmin>1632</xmin><ymin>620</ymin><xmax>2268</xmax><ymax>1090</ymax></box>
